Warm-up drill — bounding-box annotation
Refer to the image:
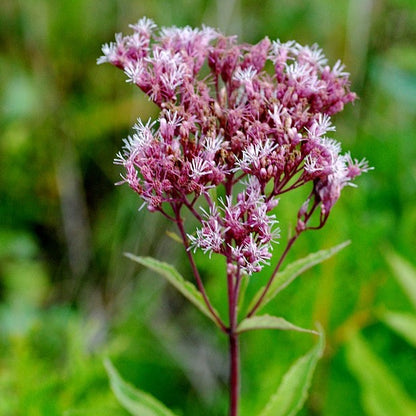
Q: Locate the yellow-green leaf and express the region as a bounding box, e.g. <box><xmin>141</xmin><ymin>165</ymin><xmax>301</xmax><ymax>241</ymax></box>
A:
<box><xmin>104</xmin><ymin>359</ymin><xmax>178</xmax><ymax>416</ymax></box>
<box><xmin>125</xmin><ymin>254</ymin><xmax>222</xmax><ymax>327</ymax></box>
<box><xmin>380</xmin><ymin>310</ymin><xmax>416</xmax><ymax>347</ymax></box>
<box><xmin>386</xmin><ymin>251</ymin><xmax>416</xmax><ymax>310</ymax></box>
<box><xmin>258</xmin><ymin>330</ymin><xmax>325</xmax><ymax>416</ymax></box>
<box><xmin>249</xmin><ymin>241</ymin><xmax>349</xmax><ymax>313</ymax></box>
<box><xmin>165</xmin><ymin>230</ymin><xmax>183</xmax><ymax>244</ymax></box>
<box><xmin>237</xmin><ymin>315</ymin><xmax>318</xmax><ymax>335</ymax></box>
<box><xmin>346</xmin><ymin>333</ymin><xmax>416</xmax><ymax>416</ymax></box>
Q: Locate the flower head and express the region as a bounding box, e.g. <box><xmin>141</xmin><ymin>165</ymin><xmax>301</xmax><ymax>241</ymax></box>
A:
<box><xmin>100</xmin><ymin>19</ymin><xmax>369</xmax><ymax>275</ymax></box>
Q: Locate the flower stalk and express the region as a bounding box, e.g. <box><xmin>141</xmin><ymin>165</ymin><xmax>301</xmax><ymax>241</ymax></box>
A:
<box><xmin>174</xmin><ymin>206</ymin><xmax>227</xmax><ymax>333</ymax></box>
<box><xmin>229</xmin><ymin>330</ymin><xmax>240</xmax><ymax>416</ymax></box>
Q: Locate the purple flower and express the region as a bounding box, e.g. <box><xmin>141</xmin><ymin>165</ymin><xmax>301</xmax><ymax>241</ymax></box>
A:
<box><xmin>100</xmin><ymin>19</ymin><xmax>370</xmax><ymax>274</ymax></box>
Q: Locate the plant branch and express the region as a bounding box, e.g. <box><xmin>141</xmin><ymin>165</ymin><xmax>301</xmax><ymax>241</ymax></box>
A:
<box><xmin>174</xmin><ymin>205</ymin><xmax>227</xmax><ymax>332</ymax></box>
<box><xmin>247</xmin><ymin>196</ymin><xmax>324</xmax><ymax>317</ymax></box>
<box><xmin>247</xmin><ymin>232</ymin><xmax>300</xmax><ymax>318</ymax></box>
<box><xmin>156</xmin><ymin>206</ymin><xmax>177</xmax><ymax>222</ymax></box>
<box><xmin>182</xmin><ymin>196</ymin><xmax>203</xmax><ymax>222</ymax></box>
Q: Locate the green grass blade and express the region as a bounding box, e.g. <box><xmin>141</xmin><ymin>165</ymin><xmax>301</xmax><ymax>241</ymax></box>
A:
<box><xmin>386</xmin><ymin>251</ymin><xmax>416</xmax><ymax>310</ymax></box>
<box><xmin>104</xmin><ymin>359</ymin><xmax>178</xmax><ymax>416</ymax></box>
<box><xmin>345</xmin><ymin>333</ymin><xmax>416</xmax><ymax>416</ymax></box>
<box><xmin>248</xmin><ymin>241</ymin><xmax>350</xmax><ymax>313</ymax></box>
<box><xmin>258</xmin><ymin>329</ymin><xmax>325</xmax><ymax>416</ymax></box>
<box><xmin>124</xmin><ymin>254</ymin><xmax>221</xmax><ymax>327</ymax></box>
<box><xmin>380</xmin><ymin>310</ymin><xmax>416</xmax><ymax>347</ymax></box>
<box><xmin>237</xmin><ymin>314</ymin><xmax>318</xmax><ymax>335</ymax></box>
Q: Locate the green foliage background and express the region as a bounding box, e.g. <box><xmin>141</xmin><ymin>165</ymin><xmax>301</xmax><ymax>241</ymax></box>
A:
<box><xmin>1</xmin><ymin>0</ymin><xmax>416</xmax><ymax>415</ymax></box>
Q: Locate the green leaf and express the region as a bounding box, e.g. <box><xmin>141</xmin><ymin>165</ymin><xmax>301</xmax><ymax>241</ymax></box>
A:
<box><xmin>237</xmin><ymin>315</ymin><xmax>318</xmax><ymax>335</ymax></box>
<box><xmin>386</xmin><ymin>251</ymin><xmax>416</xmax><ymax>310</ymax></box>
<box><xmin>380</xmin><ymin>310</ymin><xmax>416</xmax><ymax>348</ymax></box>
<box><xmin>124</xmin><ymin>254</ymin><xmax>222</xmax><ymax>327</ymax></box>
<box><xmin>249</xmin><ymin>241</ymin><xmax>350</xmax><ymax>313</ymax></box>
<box><xmin>165</xmin><ymin>230</ymin><xmax>183</xmax><ymax>245</ymax></box>
<box><xmin>258</xmin><ymin>329</ymin><xmax>325</xmax><ymax>416</ymax></box>
<box><xmin>64</xmin><ymin>407</ymin><xmax>126</xmax><ymax>416</ymax></box>
<box><xmin>345</xmin><ymin>333</ymin><xmax>416</xmax><ymax>416</ymax></box>
<box><xmin>104</xmin><ymin>359</ymin><xmax>178</xmax><ymax>416</ymax></box>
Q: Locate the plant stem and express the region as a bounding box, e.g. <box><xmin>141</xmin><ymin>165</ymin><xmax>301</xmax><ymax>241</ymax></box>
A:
<box><xmin>247</xmin><ymin>233</ymin><xmax>299</xmax><ymax>318</ymax></box>
<box><xmin>229</xmin><ymin>330</ymin><xmax>240</xmax><ymax>416</ymax></box>
<box><xmin>246</xmin><ymin>200</ymin><xmax>321</xmax><ymax>318</ymax></box>
<box><xmin>227</xmin><ymin>260</ymin><xmax>240</xmax><ymax>416</ymax></box>
<box><xmin>174</xmin><ymin>206</ymin><xmax>227</xmax><ymax>332</ymax></box>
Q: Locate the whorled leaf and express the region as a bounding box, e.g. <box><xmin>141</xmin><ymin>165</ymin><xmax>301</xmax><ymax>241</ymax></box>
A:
<box><xmin>237</xmin><ymin>314</ymin><xmax>318</xmax><ymax>335</ymax></box>
<box><xmin>125</xmin><ymin>254</ymin><xmax>222</xmax><ymax>327</ymax></box>
<box><xmin>248</xmin><ymin>241</ymin><xmax>350</xmax><ymax>314</ymax></box>
<box><xmin>345</xmin><ymin>333</ymin><xmax>416</xmax><ymax>416</ymax></box>
<box><xmin>104</xmin><ymin>359</ymin><xmax>178</xmax><ymax>416</ymax></box>
<box><xmin>258</xmin><ymin>329</ymin><xmax>325</xmax><ymax>416</ymax></box>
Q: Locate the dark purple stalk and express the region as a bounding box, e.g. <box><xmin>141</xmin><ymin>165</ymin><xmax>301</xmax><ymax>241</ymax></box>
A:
<box><xmin>247</xmin><ymin>200</ymin><xmax>321</xmax><ymax>318</ymax></box>
<box><xmin>174</xmin><ymin>206</ymin><xmax>227</xmax><ymax>333</ymax></box>
<box><xmin>182</xmin><ymin>197</ymin><xmax>203</xmax><ymax>222</ymax></box>
<box><xmin>229</xmin><ymin>330</ymin><xmax>239</xmax><ymax>416</ymax></box>
<box><xmin>227</xmin><ymin>259</ymin><xmax>240</xmax><ymax>416</ymax></box>
<box><xmin>247</xmin><ymin>233</ymin><xmax>299</xmax><ymax>318</ymax></box>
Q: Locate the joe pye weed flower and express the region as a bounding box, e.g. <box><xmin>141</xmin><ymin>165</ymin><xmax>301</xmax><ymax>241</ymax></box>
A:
<box><xmin>99</xmin><ymin>17</ymin><xmax>371</xmax><ymax>416</ymax></box>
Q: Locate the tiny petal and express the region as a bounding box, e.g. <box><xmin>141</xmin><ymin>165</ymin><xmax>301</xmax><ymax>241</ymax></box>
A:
<box><xmin>129</xmin><ymin>17</ymin><xmax>157</xmax><ymax>34</ymax></box>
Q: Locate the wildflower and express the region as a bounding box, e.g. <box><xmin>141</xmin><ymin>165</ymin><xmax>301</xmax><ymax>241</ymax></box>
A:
<box><xmin>99</xmin><ymin>19</ymin><xmax>369</xmax><ymax>275</ymax></box>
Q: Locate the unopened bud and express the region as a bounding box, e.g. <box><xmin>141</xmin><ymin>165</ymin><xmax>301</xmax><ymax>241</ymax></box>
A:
<box><xmin>296</xmin><ymin>219</ymin><xmax>306</xmax><ymax>233</ymax></box>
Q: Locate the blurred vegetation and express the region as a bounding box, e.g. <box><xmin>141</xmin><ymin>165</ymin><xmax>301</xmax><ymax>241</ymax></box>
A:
<box><xmin>1</xmin><ymin>0</ymin><xmax>416</xmax><ymax>415</ymax></box>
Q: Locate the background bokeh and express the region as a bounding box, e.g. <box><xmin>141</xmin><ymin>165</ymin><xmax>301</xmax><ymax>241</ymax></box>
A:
<box><xmin>1</xmin><ymin>0</ymin><xmax>416</xmax><ymax>415</ymax></box>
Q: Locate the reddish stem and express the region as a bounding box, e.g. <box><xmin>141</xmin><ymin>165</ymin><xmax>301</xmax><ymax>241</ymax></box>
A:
<box><xmin>227</xmin><ymin>259</ymin><xmax>240</xmax><ymax>416</ymax></box>
<box><xmin>247</xmin><ymin>233</ymin><xmax>299</xmax><ymax>318</ymax></box>
<box><xmin>229</xmin><ymin>330</ymin><xmax>240</xmax><ymax>416</ymax></box>
<box><xmin>247</xmin><ymin>198</ymin><xmax>321</xmax><ymax>318</ymax></box>
<box><xmin>182</xmin><ymin>197</ymin><xmax>203</xmax><ymax>221</ymax></box>
<box><xmin>174</xmin><ymin>206</ymin><xmax>227</xmax><ymax>333</ymax></box>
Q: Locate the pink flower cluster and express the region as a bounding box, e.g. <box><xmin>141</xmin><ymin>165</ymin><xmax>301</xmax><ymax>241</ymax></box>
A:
<box><xmin>99</xmin><ymin>18</ymin><xmax>370</xmax><ymax>275</ymax></box>
<box><xmin>188</xmin><ymin>178</ymin><xmax>280</xmax><ymax>274</ymax></box>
